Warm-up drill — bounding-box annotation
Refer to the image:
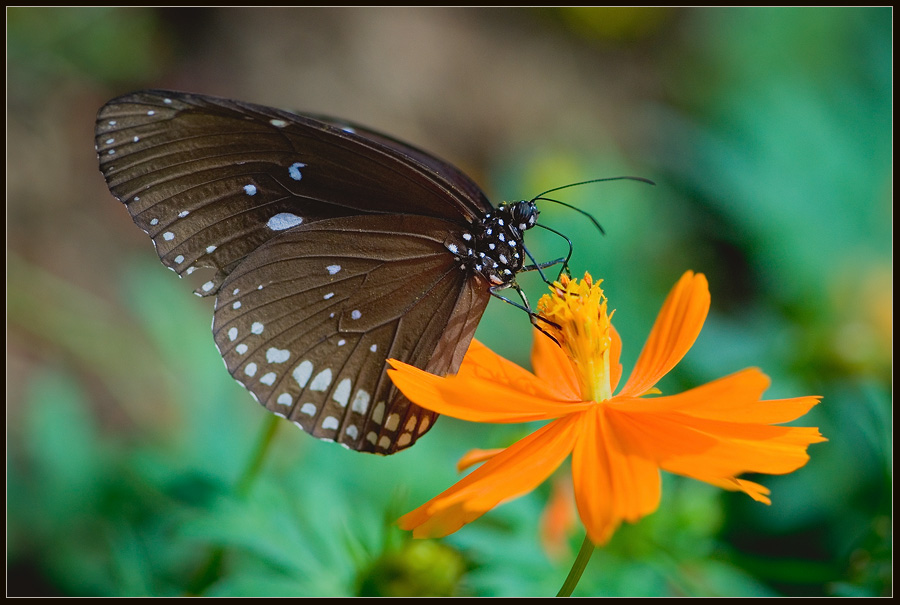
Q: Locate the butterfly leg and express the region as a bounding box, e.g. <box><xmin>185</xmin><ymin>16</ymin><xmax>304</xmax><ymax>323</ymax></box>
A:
<box><xmin>533</xmin><ymin>224</ymin><xmax>575</xmax><ymax>279</ymax></box>
<box><xmin>520</xmin><ymin>244</ymin><xmax>567</xmax><ymax>286</ymax></box>
<box><xmin>489</xmin><ymin>282</ymin><xmax>561</xmax><ymax>346</ymax></box>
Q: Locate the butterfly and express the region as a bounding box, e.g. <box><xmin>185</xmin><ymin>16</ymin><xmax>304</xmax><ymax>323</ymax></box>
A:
<box><xmin>95</xmin><ymin>90</ymin><xmax>605</xmax><ymax>455</ymax></box>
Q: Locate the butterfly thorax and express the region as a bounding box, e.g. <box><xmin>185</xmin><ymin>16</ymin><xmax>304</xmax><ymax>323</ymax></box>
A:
<box><xmin>445</xmin><ymin>200</ymin><xmax>538</xmax><ymax>286</ymax></box>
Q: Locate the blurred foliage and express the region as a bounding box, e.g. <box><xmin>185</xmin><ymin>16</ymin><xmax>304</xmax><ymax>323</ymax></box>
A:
<box><xmin>7</xmin><ymin>7</ymin><xmax>168</xmax><ymax>98</ymax></box>
<box><xmin>6</xmin><ymin>6</ymin><xmax>891</xmax><ymax>597</ymax></box>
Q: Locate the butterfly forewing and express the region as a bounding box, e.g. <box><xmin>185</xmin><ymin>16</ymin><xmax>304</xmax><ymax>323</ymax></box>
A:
<box><xmin>306</xmin><ymin>114</ymin><xmax>492</xmax><ymax>210</ymax></box>
<box><xmin>95</xmin><ymin>91</ymin><xmax>490</xmax><ymax>295</ymax></box>
<box><xmin>96</xmin><ymin>90</ymin><xmax>502</xmax><ymax>454</ymax></box>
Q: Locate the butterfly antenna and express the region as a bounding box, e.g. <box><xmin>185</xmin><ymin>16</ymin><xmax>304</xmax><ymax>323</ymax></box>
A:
<box><xmin>534</xmin><ymin>196</ymin><xmax>606</xmax><ymax>235</ymax></box>
<box><xmin>530</xmin><ymin>176</ymin><xmax>656</xmax><ymax>236</ymax></box>
<box><xmin>530</xmin><ymin>176</ymin><xmax>656</xmax><ymax>201</ymax></box>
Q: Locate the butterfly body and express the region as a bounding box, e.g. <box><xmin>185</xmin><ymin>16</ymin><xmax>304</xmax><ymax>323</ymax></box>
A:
<box><xmin>95</xmin><ymin>90</ymin><xmax>541</xmax><ymax>455</ymax></box>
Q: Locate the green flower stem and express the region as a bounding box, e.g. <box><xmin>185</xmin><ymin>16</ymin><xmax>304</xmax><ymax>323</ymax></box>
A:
<box><xmin>235</xmin><ymin>412</ymin><xmax>281</xmax><ymax>497</ymax></box>
<box><xmin>187</xmin><ymin>413</ymin><xmax>280</xmax><ymax>595</ymax></box>
<box><xmin>557</xmin><ymin>534</ymin><xmax>595</xmax><ymax>597</ymax></box>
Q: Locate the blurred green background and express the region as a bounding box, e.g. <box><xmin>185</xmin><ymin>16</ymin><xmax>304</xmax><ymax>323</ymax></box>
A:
<box><xmin>6</xmin><ymin>7</ymin><xmax>891</xmax><ymax>597</ymax></box>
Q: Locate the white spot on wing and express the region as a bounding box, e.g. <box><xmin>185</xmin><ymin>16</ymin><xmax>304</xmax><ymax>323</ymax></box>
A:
<box><xmin>163</xmin><ymin>232</ymin><xmax>174</xmax><ymax>241</ymax></box>
<box><xmin>293</xmin><ymin>360</ymin><xmax>313</xmax><ymax>387</ymax></box>
<box><xmin>270</xmin><ymin>119</ymin><xmax>287</xmax><ymax>128</ymax></box>
<box><xmin>202</xmin><ymin>281</ymin><xmax>215</xmax><ymax>292</ymax></box>
<box><xmin>232</xmin><ymin>301</ymin><xmax>241</xmax><ymax>309</ymax></box>
<box><xmin>277</xmin><ymin>393</ymin><xmax>292</xmax><ymax>406</ymax></box>
<box><xmin>236</xmin><ymin>343</ymin><xmax>248</xmax><ymax>355</ymax></box>
<box><xmin>310</xmin><ymin>368</ymin><xmax>333</xmax><ymax>392</ymax></box>
<box><xmin>266</xmin><ymin>347</ymin><xmax>290</xmax><ymax>363</ymax></box>
<box><xmin>345</xmin><ymin>425</ymin><xmax>359</xmax><ymax>440</ymax></box>
<box><xmin>174</xmin><ymin>255</ymin><xmax>185</xmax><ymax>264</ymax></box>
<box><xmin>244</xmin><ymin>184</ymin><xmax>257</xmax><ymax>195</ymax></box>
<box><xmin>385</xmin><ymin>414</ymin><xmax>400</xmax><ymax>431</ymax></box>
<box><xmin>260</xmin><ymin>372</ymin><xmax>277</xmax><ymax>386</ymax></box>
<box><xmin>267</xmin><ymin>212</ymin><xmax>303</xmax><ymax>231</ymax></box>
<box><xmin>351</xmin><ymin>390</ymin><xmax>370</xmax><ymax>414</ymax></box>
<box><xmin>178</xmin><ymin>210</ymin><xmax>189</xmax><ymax>218</ymax></box>
<box><xmin>228</xmin><ymin>327</ymin><xmax>238</xmax><ymax>341</ymax></box>
<box><xmin>244</xmin><ymin>362</ymin><xmax>257</xmax><ymax>377</ymax></box>
<box><xmin>300</xmin><ymin>402</ymin><xmax>316</xmax><ymax>416</ymax></box>
<box><xmin>322</xmin><ymin>416</ymin><xmax>339</xmax><ymax>430</ymax></box>
<box><xmin>326</xmin><ymin>264</ymin><xmax>341</xmax><ymax>275</ymax></box>
<box><xmin>206</xmin><ymin>245</ymin><xmax>217</xmax><ymax>253</ymax></box>
<box><xmin>351</xmin><ymin>310</ymin><xmax>361</xmax><ymax>320</ymax></box>
<box><xmin>369</xmin><ymin>344</ymin><xmax>377</xmax><ymax>353</ymax></box>
<box><xmin>372</xmin><ymin>401</ymin><xmax>385</xmax><ymax>424</ymax></box>
<box><xmin>288</xmin><ymin>162</ymin><xmax>307</xmax><ymax>180</ymax></box>
<box><xmin>333</xmin><ymin>378</ymin><xmax>352</xmax><ymax>407</ymax></box>
<box><xmin>251</xmin><ymin>322</ymin><xmax>264</xmax><ymax>334</ymax></box>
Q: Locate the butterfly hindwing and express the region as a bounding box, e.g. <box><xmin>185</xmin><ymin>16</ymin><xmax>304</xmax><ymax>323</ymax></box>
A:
<box><xmin>211</xmin><ymin>214</ymin><xmax>489</xmax><ymax>453</ymax></box>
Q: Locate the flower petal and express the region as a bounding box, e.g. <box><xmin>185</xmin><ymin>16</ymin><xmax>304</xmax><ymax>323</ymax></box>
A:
<box><xmin>606</xmin><ymin>405</ymin><xmax>826</xmax><ymax>481</ymax></box>
<box><xmin>532</xmin><ymin>329</ymin><xmax>580</xmax><ymax>400</ymax></box>
<box><xmin>571</xmin><ymin>406</ymin><xmax>662</xmax><ymax>545</ymax></box>
<box><xmin>456</xmin><ymin>448</ymin><xmax>503</xmax><ymax>472</ymax></box>
<box><xmin>619</xmin><ymin>271</ymin><xmax>710</xmax><ymax>398</ymax></box>
<box><xmin>398</xmin><ymin>415</ymin><xmax>581</xmax><ymax>538</ymax></box>
<box><xmin>458</xmin><ymin>340</ymin><xmax>561</xmax><ymax>400</ymax></box>
<box><xmin>539</xmin><ymin>475</ymin><xmax>577</xmax><ymax>560</ymax></box>
<box><xmin>701</xmin><ymin>476</ymin><xmax>773</xmax><ymax>504</ymax></box>
<box><xmin>387</xmin><ymin>357</ymin><xmax>591</xmax><ymax>423</ymax></box>
<box><xmin>609</xmin><ymin>324</ymin><xmax>624</xmax><ymax>393</ymax></box>
<box><xmin>615</xmin><ymin>368</ymin><xmax>822</xmax><ymax>424</ymax></box>
<box><xmin>658</xmin><ymin>420</ymin><xmax>826</xmax><ymax>478</ymax></box>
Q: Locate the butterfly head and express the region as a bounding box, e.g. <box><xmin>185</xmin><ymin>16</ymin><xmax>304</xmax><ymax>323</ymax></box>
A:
<box><xmin>505</xmin><ymin>199</ymin><xmax>539</xmax><ymax>232</ymax></box>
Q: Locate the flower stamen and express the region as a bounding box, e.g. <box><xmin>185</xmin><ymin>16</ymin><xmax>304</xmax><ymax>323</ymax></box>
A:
<box><xmin>538</xmin><ymin>273</ymin><xmax>613</xmax><ymax>402</ymax></box>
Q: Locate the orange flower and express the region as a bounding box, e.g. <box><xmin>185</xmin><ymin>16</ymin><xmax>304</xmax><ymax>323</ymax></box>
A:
<box><xmin>387</xmin><ymin>272</ymin><xmax>825</xmax><ymax>545</ymax></box>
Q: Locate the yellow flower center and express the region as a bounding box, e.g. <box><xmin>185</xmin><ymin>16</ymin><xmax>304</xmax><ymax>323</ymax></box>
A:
<box><xmin>537</xmin><ymin>273</ymin><xmax>613</xmax><ymax>402</ymax></box>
